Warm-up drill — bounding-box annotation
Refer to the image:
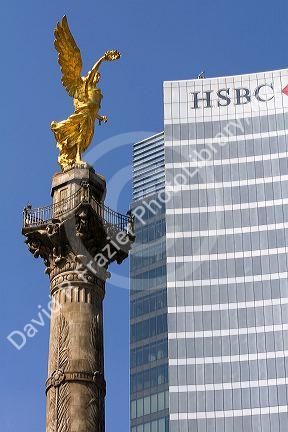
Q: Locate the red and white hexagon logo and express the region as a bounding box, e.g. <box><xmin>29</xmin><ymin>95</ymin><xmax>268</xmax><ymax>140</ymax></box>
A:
<box><xmin>282</xmin><ymin>85</ymin><xmax>288</xmax><ymax>96</ymax></box>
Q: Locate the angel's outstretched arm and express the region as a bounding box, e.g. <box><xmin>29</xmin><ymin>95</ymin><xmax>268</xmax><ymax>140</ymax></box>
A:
<box><xmin>86</xmin><ymin>50</ymin><xmax>121</xmax><ymax>84</ymax></box>
<box><xmin>86</xmin><ymin>55</ymin><xmax>106</xmax><ymax>84</ymax></box>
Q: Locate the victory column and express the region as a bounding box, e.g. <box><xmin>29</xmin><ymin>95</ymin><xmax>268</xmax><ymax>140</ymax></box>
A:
<box><xmin>22</xmin><ymin>16</ymin><xmax>134</xmax><ymax>432</ymax></box>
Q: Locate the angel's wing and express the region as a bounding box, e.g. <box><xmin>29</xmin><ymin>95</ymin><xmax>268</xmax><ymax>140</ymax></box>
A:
<box><xmin>54</xmin><ymin>16</ymin><xmax>83</xmax><ymax>98</ymax></box>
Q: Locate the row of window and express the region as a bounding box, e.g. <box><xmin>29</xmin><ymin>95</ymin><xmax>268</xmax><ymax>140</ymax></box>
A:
<box><xmin>133</xmin><ymin>139</ymin><xmax>164</xmax><ymax>197</ymax></box>
<box><xmin>169</xmin><ymin>329</ymin><xmax>288</xmax><ymax>358</ymax></box>
<box><xmin>134</xmin><ymin>219</ymin><xmax>166</xmax><ymax>246</ymax></box>
<box><xmin>134</xmin><ymin>151</ymin><xmax>163</xmax><ymax>170</ymax></box>
<box><xmin>166</xmin><ymin>204</ymin><xmax>288</xmax><ymax>232</ymax></box>
<box><xmin>131</xmin><ymin>416</ymin><xmax>169</xmax><ymax>432</ymax></box>
<box><xmin>169</xmin><ymin>414</ymin><xmax>288</xmax><ymax>432</ymax></box>
<box><xmin>132</xmin><ymin>200</ymin><xmax>165</xmax><ymax>225</ymax></box>
<box><xmin>166</xmin><ymin>182</ymin><xmax>288</xmax><ymax>209</ymax></box>
<box><xmin>131</xmin><ymin>266</ymin><xmax>166</xmax><ymax>294</ymax></box>
<box><xmin>165</xmin><ymin>133</ymin><xmax>288</xmax><ymax>164</ymax></box>
<box><xmin>167</xmin><ymin>228</ymin><xmax>288</xmax><ymax>256</ymax></box>
<box><xmin>133</xmin><ymin>165</ymin><xmax>164</xmax><ymax>184</ymax></box>
<box><xmin>133</xmin><ymin>139</ymin><xmax>164</xmax><ymax>166</ymax></box>
<box><xmin>131</xmin><ymin>339</ymin><xmax>168</xmax><ymax>369</ymax></box>
<box><xmin>169</xmin><ymin>384</ymin><xmax>288</xmax><ymax>413</ymax></box>
<box><xmin>131</xmin><ymin>391</ymin><xmax>169</xmax><ymax>420</ymax></box>
<box><xmin>131</xmin><ymin>314</ymin><xmax>168</xmax><ymax>343</ymax></box>
<box><xmin>134</xmin><ymin>163</ymin><xmax>164</xmax><ymax>184</ymax></box>
<box><xmin>164</xmin><ymin>112</ymin><xmax>288</xmax><ymax>141</ymax></box>
<box><xmin>131</xmin><ymin>290</ymin><xmax>167</xmax><ymax>319</ymax></box>
<box><xmin>167</xmin><ymin>278</ymin><xmax>288</xmax><ymax>308</ymax></box>
<box><xmin>168</xmin><ymin>303</ymin><xmax>288</xmax><ymax>333</ymax></box>
<box><xmin>134</xmin><ymin>184</ymin><xmax>165</xmax><ymax>202</ymax></box>
<box><xmin>133</xmin><ymin>171</ymin><xmax>165</xmax><ymax>198</ymax></box>
<box><xmin>169</xmin><ymin>357</ymin><xmax>288</xmax><ymax>386</ymax></box>
<box><xmin>131</xmin><ymin>242</ymin><xmax>166</xmax><ymax>272</ymax></box>
<box><xmin>131</xmin><ymin>364</ymin><xmax>168</xmax><ymax>394</ymax></box>
<box><xmin>166</xmin><ymin>158</ymin><xmax>288</xmax><ymax>186</ymax></box>
<box><xmin>166</xmin><ymin>254</ymin><xmax>288</xmax><ymax>281</ymax></box>
<box><xmin>133</xmin><ymin>185</ymin><xmax>165</xmax><ymax>203</ymax></box>
<box><xmin>133</xmin><ymin>133</ymin><xmax>163</xmax><ymax>154</ymax></box>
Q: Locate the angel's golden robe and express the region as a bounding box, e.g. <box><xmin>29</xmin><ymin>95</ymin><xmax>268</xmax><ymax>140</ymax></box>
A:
<box><xmin>51</xmin><ymin>86</ymin><xmax>103</xmax><ymax>169</ymax></box>
<box><xmin>51</xmin><ymin>16</ymin><xmax>120</xmax><ymax>171</ymax></box>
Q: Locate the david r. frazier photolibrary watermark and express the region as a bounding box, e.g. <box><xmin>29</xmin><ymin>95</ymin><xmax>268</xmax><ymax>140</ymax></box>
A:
<box><xmin>7</xmin><ymin>109</ymin><xmax>256</xmax><ymax>350</ymax></box>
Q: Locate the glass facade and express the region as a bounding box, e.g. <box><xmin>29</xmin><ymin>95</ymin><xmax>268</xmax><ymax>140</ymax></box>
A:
<box><xmin>131</xmin><ymin>133</ymin><xmax>169</xmax><ymax>432</ymax></box>
<box><xmin>164</xmin><ymin>69</ymin><xmax>288</xmax><ymax>432</ymax></box>
<box><xmin>131</xmin><ymin>69</ymin><xmax>288</xmax><ymax>432</ymax></box>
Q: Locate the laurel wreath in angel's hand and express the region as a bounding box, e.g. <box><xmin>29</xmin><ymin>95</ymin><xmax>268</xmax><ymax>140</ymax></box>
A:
<box><xmin>104</xmin><ymin>50</ymin><xmax>121</xmax><ymax>62</ymax></box>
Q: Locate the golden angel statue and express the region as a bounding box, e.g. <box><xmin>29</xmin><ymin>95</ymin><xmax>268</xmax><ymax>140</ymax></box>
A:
<box><xmin>51</xmin><ymin>16</ymin><xmax>121</xmax><ymax>171</ymax></box>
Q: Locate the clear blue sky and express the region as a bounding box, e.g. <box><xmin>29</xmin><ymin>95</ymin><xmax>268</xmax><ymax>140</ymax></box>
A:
<box><xmin>1</xmin><ymin>0</ymin><xmax>287</xmax><ymax>430</ymax></box>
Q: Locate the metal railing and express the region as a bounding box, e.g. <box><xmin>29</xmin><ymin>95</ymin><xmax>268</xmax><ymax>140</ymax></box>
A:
<box><xmin>23</xmin><ymin>186</ymin><xmax>133</xmax><ymax>233</ymax></box>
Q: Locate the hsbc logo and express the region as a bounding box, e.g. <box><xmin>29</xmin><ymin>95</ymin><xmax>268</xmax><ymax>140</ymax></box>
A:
<box><xmin>190</xmin><ymin>84</ymin><xmax>276</xmax><ymax>109</ymax></box>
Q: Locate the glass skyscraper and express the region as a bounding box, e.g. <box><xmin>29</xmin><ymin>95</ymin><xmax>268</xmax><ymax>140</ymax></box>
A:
<box><xmin>131</xmin><ymin>68</ymin><xmax>288</xmax><ymax>432</ymax></box>
<box><xmin>130</xmin><ymin>132</ymin><xmax>169</xmax><ymax>432</ymax></box>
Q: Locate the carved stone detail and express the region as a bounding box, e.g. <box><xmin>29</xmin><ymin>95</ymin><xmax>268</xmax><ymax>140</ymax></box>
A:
<box><xmin>51</xmin><ymin>286</ymin><xmax>102</xmax><ymax>307</ymax></box>
<box><xmin>86</xmin><ymin>384</ymin><xmax>105</xmax><ymax>432</ymax></box>
<box><xmin>89</xmin><ymin>315</ymin><xmax>101</xmax><ymax>371</ymax></box>
<box><xmin>47</xmin><ymin>313</ymin><xmax>71</xmax><ymax>432</ymax></box>
<box><xmin>23</xmin><ymin>198</ymin><xmax>133</xmax><ymax>278</ymax></box>
<box><xmin>46</xmin><ymin>371</ymin><xmax>106</xmax><ymax>394</ymax></box>
<box><xmin>51</xmin><ymin>269</ymin><xmax>105</xmax><ymax>289</ymax></box>
<box><xmin>51</xmin><ymin>369</ymin><xmax>66</xmax><ymax>387</ymax></box>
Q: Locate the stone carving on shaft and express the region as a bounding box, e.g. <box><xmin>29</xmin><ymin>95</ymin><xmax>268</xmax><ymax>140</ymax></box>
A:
<box><xmin>47</xmin><ymin>313</ymin><xmax>71</xmax><ymax>432</ymax></box>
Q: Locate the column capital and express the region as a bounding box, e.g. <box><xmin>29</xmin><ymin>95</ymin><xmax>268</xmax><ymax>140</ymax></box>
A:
<box><xmin>22</xmin><ymin>167</ymin><xmax>134</xmax><ymax>281</ymax></box>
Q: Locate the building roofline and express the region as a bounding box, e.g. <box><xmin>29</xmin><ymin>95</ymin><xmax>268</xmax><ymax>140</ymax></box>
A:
<box><xmin>163</xmin><ymin>67</ymin><xmax>288</xmax><ymax>86</ymax></box>
<box><xmin>134</xmin><ymin>131</ymin><xmax>164</xmax><ymax>147</ymax></box>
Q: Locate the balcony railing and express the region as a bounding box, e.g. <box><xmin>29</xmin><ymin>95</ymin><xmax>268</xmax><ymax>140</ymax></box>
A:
<box><xmin>23</xmin><ymin>186</ymin><xmax>133</xmax><ymax>233</ymax></box>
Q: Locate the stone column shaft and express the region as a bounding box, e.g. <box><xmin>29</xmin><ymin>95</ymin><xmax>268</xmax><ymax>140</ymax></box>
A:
<box><xmin>46</xmin><ymin>275</ymin><xmax>106</xmax><ymax>432</ymax></box>
<box><xmin>22</xmin><ymin>166</ymin><xmax>134</xmax><ymax>432</ymax></box>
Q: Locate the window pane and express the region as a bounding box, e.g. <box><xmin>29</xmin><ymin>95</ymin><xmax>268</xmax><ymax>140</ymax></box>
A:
<box><xmin>158</xmin><ymin>418</ymin><xmax>165</xmax><ymax>432</ymax></box>
<box><xmin>158</xmin><ymin>392</ymin><xmax>165</xmax><ymax>411</ymax></box>
<box><xmin>144</xmin><ymin>396</ymin><xmax>150</xmax><ymax>416</ymax></box>
<box><xmin>151</xmin><ymin>420</ymin><xmax>158</xmax><ymax>432</ymax></box>
<box><xmin>144</xmin><ymin>423</ymin><xmax>150</xmax><ymax>432</ymax></box>
<box><xmin>131</xmin><ymin>400</ymin><xmax>136</xmax><ymax>419</ymax></box>
<box><xmin>137</xmin><ymin>398</ymin><xmax>143</xmax><ymax>418</ymax></box>
<box><xmin>151</xmin><ymin>394</ymin><xmax>158</xmax><ymax>413</ymax></box>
